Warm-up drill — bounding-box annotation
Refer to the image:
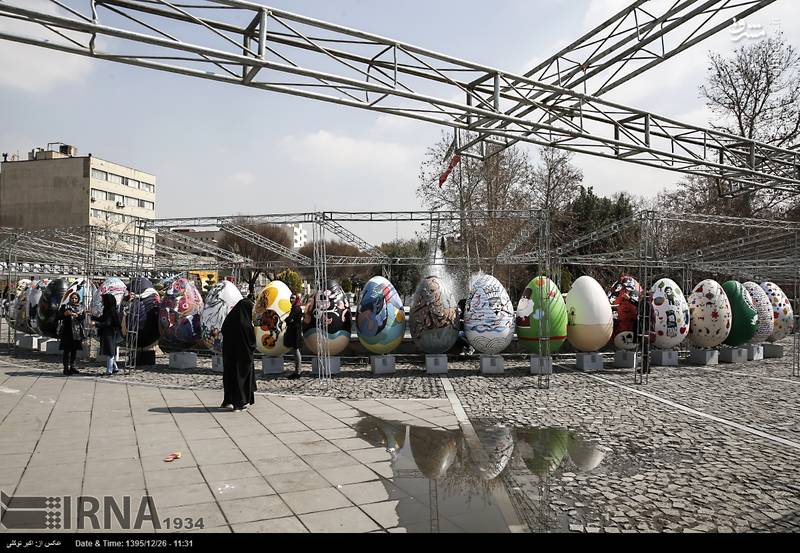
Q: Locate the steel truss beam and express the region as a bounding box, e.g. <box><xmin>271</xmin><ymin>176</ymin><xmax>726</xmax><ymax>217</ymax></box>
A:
<box><xmin>220</xmin><ymin>223</ymin><xmax>311</xmax><ymax>265</ymax></box>
<box><xmin>459</xmin><ymin>0</ymin><xmax>778</xmax><ymax>161</ymax></box>
<box><xmin>315</xmin><ymin>215</ymin><xmax>388</xmax><ymax>262</ymax></box>
<box><xmin>0</xmin><ymin>1</ymin><xmax>797</xmax><ymax>194</ymax></box>
<box><xmin>157</xmin><ymin>228</ymin><xmax>251</xmax><ymax>265</ymax></box>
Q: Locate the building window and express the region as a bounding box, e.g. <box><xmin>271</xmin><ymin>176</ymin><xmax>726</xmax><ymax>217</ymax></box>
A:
<box><xmin>90</xmin><ymin>189</ymin><xmax>107</xmax><ymax>201</ymax></box>
<box><xmin>138</xmin><ymin>199</ymin><xmax>154</xmax><ymax>210</ymax></box>
<box><xmin>142</xmin><ymin>182</ymin><xmax>155</xmax><ymax>194</ymax></box>
<box><xmin>91</xmin><ymin>169</ymin><xmax>107</xmax><ymax>181</ymax></box>
<box><xmin>128</xmin><ymin>178</ymin><xmax>140</xmax><ymax>189</ymax></box>
<box><xmin>108</xmin><ymin>173</ymin><xmax>123</xmax><ymax>185</ymax></box>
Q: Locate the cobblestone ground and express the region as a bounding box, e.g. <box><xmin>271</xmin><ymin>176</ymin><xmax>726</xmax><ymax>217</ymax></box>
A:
<box><xmin>449</xmin><ymin>340</ymin><xmax>800</xmax><ymax>533</ymax></box>
<box><xmin>2</xmin><ymin>329</ymin><xmax>799</xmax><ymax>533</ymax></box>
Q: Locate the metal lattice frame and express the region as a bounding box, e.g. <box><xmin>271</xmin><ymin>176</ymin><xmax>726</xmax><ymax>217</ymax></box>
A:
<box><xmin>220</xmin><ymin>223</ymin><xmax>312</xmax><ymax>265</ymax></box>
<box><xmin>0</xmin><ymin>1</ymin><xmax>798</xmax><ymax>195</ymax></box>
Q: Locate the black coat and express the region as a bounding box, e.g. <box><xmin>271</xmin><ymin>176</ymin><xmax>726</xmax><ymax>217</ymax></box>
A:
<box><xmin>57</xmin><ymin>305</ymin><xmax>85</xmax><ymax>351</ymax></box>
<box><xmin>284</xmin><ymin>304</ymin><xmax>303</xmax><ymax>349</ymax></box>
<box><xmin>222</xmin><ymin>299</ymin><xmax>256</xmax><ymax>408</ymax></box>
<box><xmin>92</xmin><ymin>306</ymin><xmax>122</xmax><ymax>356</ymax></box>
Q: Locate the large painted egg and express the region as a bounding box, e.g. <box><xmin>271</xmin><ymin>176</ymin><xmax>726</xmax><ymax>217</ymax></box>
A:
<box><xmin>357</xmin><ymin>276</ymin><xmax>406</xmax><ymax>355</ymax></box>
<box><xmin>121</xmin><ymin>277</ymin><xmax>161</xmax><ymax>349</ymax></box>
<box><xmin>607</xmin><ymin>274</ymin><xmax>642</xmax><ymax>351</ymax></box>
<box><xmin>201</xmin><ymin>281</ymin><xmax>244</xmax><ymax>354</ymax></box>
<box><xmin>13</xmin><ymin>281</ymin><xmax>32</xmax><ymax>333</ymax></box>
<box><xmin>476</xmin><ymin>425</ymin><xmax>514</xmax><ymax>481</ymax></box>
<box><xmin>37</xmin><ymin>278</ymin><xmax>69</xmax><ymax>338</ymax></box>
<box><xmin>303</xmin><ymin>280</ymin><xmax>352</xmax><ymax>356</ymax></box>
<box><xmin>687</xmin><ymin>280</ymin><xmax>731</xmax><ymax>348</ymax></box>
<box><xmin>761</xmin><ymin>282</ymin><xmax>794</xmax><ymax>342</ymax></box>
<box><xmin>409</xmin><ymin>275</ymin><xmax>459</xmax><ymax>354</ymax></box>
<box><xmin>26</xmin><ymin>280</ymin><xmax>48</xmax><ymax>334</ymax></box>
<box><xmin>253</xmin><ymin>280</ymin><xmax>293</xmax><ymax>357</ymax></box>
<box><xmin>464</xmin><ymin>274</ymin><xmax>514</xmax><ymax>355</ymax></box>
<box><xmin>516</xmin><ymin>276</ymin><xmax>568</xmax><ymax>355</ymax></box>
<box><xmin>566</xmin><ymin>276</ymin><xmax>613</xmax><ymax>352</ymax></box>
<box><xmin>649</xmin><ymin>278</ymin><xmax>690</xmax><ymax>349</ymax></box>
<box><xmin>722</xmin><ymin>281</ymin><xmax>758</xmax><ymax>347</ymax></box>
<box><xmin>567</xmin><ymin>434</ymin><xmax>606</xmax><ymax>472</ymax></box>
<box><xmin>60</xmin><ymin>279</ymin><xmax>97</xmax><ymax>314</ymax></box>
<box><xmin>90</xmin><ymin>277</ymin><xmax>127</xmax><ymax>317</ymax></box>
<box><xmin>410</xmin><ymin>426</ymin><xmax>458</xmax><ymax>480</ymax></box>
<box><xmin>743</xmin><ymin>282</ymin><xmax>774</xmax><ymax>343</ymax></box>
<box><xmin>158</xmin><ymin>278</ymin><xmax>204</xmax><ymax>350</ymax></box>
<box><xmin>8</xmin><ymin>278</ymin><xmax>31</xmax><ymax>326</ymax></box>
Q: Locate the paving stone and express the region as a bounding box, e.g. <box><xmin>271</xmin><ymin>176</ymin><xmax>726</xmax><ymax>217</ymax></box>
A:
<box><xmin>265</xmin><ymin>470</ymin><xmax>330</xmax><ymax>494</ymax></box>
<box><xmin>232</xmin><ymin>516</ymin><xmax>308</xmax><ymax>533</ymax></box>
<box><xmin>219</xmin><ymin>495</ymin><xmax>292</xmax><ymax>525</ymax></box>
<box><xmin>299</xmin><ymin>506</ymin><xmax>380</xmax><ymax>533</ymax></box>
<box><xmin>280</xmin><ymin>487</ymin><xmax>352</xmax><ymax>515</ymax></box>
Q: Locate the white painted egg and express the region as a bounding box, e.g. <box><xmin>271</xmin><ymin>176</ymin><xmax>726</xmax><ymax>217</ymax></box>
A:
<box><xmin>743</xmin><ymin>282</ymin><xmax>774</xmax><ymax>343</ymax></box>
<box><xmin>201</xmin><ymin>280</ymin><xmax>244</xmax><ymax>354</ymax></box>
<box><xmin>566</xmin><ymin>276</ymin><xmax>613</xmax><ymax>352</ymax></box>
<box><xmin>649</xmin><ymin>278</ymin><xmax>690</xmax><ymax>349</ymax></box>
<box><xmin>761</xmin><ymin>282</ymin><xmax>794</xmax><ymax>342</ymax></box>
<box><xmin>464</xmin><ymin>274</ymin><xmax>514</xmax><ymax>355</ymax></box>
<box><xmin>687</xmin><ymin>280</ymin><xmax>731</xmax><ymax>348</ymax></box>
<box><xmin>254</xmin><ymin>280</ymin><xmax>293</xmax><ymax>357</ymax></box>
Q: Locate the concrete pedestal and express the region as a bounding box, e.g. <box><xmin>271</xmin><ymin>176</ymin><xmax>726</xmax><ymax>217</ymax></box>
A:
<box><xmin>746</xmin><ymin>345</ymin><xmax>764</xmax><ymax>361</ymax></box>
<box><xmin>530</xmin><ymin>356</ymin><xmax>553</xmax><ymax>375</ymax></box>
<box><xmin>370</xmin><ymin>355</ymin><xmax>396</xmax><ymax>375</ymax></box>
<box><xmin>480</xmin><ymin>355</ymin><xmax>504</xmax><ymax>375</ymax></box>
<box><xmin>719</xmin><ymin>348</ymin><xmax>747</xmax><ymax>364</ymax></box>
<box><xmin>211</xmin><ymin>356</ymin><xmax>224</xmax><ymax>373</ymax></box>
<box><xmin>763</xmin><ymin>344</ymin><xmax>784</xmax><ymax>359</ymax></box>
<box><xmin>689</xmin><ymin>349</ymin><xmax>719</xmax><ymax>366</ymax></box>
<box><xmin>14</xmin><ymin>331</ymin><xmax>24</xmax><ymax>342</ymax></box>
<box><xmin>38</xmin><ymin>339</ymin><xmax>57</xmax><ymax>353</ymax></box>
<box><xmin>42</xmin><ymin>340</ymin><xmax>61</xmax><ymax>355</ymax></box>
<box><xmin>261</xmin><ymin>356</ymin><xmax>284</xmax><ymax>375</ymax></box>
<box><xmin>169</xmin><ymin>352</ymin><xmax>197</xmax><ymax>369</ymax></box>
<box><xmin>425</xmin><ymin>354</ymin><xmax>448</xmax><ymax>374</ymax></box>
<box><xmin>17</xmin><ymin>335</ymin><xmax>38</xmax><ymax>350</ymax></box>
<box><xmin>650</xmin><ymin>349</ymin><xmax>678</xmax><ymax>367</ymax></box>
<box><xmin>576</xmin><ymin>352</ymin><xmax>603</xmax><ymax>372</ymax></box>
<box><xmin>312</xmin><ymin>357</ymin><xmax>341</xmax><ymax>376</ymax></box>
<box><xmin>614</xmin><ymin>350</ymin><xmax>639</xmax><ymax>368</ymax></box>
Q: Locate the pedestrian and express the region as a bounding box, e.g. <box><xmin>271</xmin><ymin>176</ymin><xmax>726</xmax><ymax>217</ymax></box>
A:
<box><xmin>221</xmin><ymin>297</ymin><xmax>256</xmax><ymax>412</ymax></box>
<box><xmin>285</xmin><ymin>293</ymin><xmax>303</xmax><ymax>379</ymax></box>
<box><xmin>57</xmin><ymin>292</ymin><xmax>85</xmax><ymax>376</ymax></box>
<box><xmin>92</xmin><ymin>293</ymin><xmax>122</xmax><ymax>376</ymax></box>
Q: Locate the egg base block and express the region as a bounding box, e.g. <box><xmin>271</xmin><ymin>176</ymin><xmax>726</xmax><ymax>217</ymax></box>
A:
<box><xmin>530</xmin><ymin>355</ymin><xmax>553</xmax><ymax>375</ymax></box>
<box><xmin>480</xmin><ymin>354</ymin><xmax>504</xmax><ymax>375</ymax></box>
<box><xmin>576</xmin><ymin>352</ymin><xmax>603</xmax><ymax>372</ymax></box>
<box><xmin>425</xmin><ymin>354</ymin><xmax>448</xmax><ymax>374</ymax></box>
<box><xmin>370</xmin><ymin>355</ymin><xmax>396</xmax><ymax>375</ymax></box>
<box><xmin>689</xmin><ymin>348</ymin><xmax>719</xmax><ymax>366</ymax></box>
<box><xmin>746</xmin><ymin>345</ymin><xmax>764</xmax><ymax>361</ymax></box>
<box><xmin>169</xmin><ymin>352</ymin><xmax>197</xmax><ymax>369</ymax></box>
<box><xmin>17</xmin><ymin>335</ymin><xmax>39</xmax><ymax>350</ymax></box>
<box><xmin>650</xmin><ymin>349</ymin><xmax>678</xmax><ymax>367</ymax></box>
<box><xmin>614</xmin><ymin>350</ymin><xmax>640</xmax><ymax>368</ymax></box>
<box><xmin>719</xmin><ymin>348</ymin><xmax>747</xmax><ymax>364</ymax></box>
<box><xmin>312</xmin><ymin>357</ymin><xmax>341</xmax><ymax>376</ymax></box>
<box><xmin>763</xmin><ymin>344</ymin><xmax>784</xmax><ymax>358</ymax></box>
<box><xmin>38</xmin><ymin>339</ymin><xmax>57</xmax><ymax>353</ymax></box>
<box><xmin>262</xmin><ymin>356</ymin><xmax>284</xmax><ymax>375</ymax></box>
<box><xmin>211</xmin><ymin>355</ymin><xmax>224</xmax><ymax>373</ymax></box>
<box><xmin>42</xmin><ymin>340</ymin><xmax>62</xmax><ymax>355</ymax></box>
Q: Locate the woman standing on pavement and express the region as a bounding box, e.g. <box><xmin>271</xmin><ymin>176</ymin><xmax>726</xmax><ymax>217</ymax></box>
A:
<box><xmin>285</xmin><ymin>294</ymin><xmax>304</xmax><ymax>380</ymax></box>
<box><xmin>221</xmin><ymin>297</ymin><xmax>256</xmax><ymax>412</ymax></box>
<box><xmin>58</xmin><ymin>292</ymin><xmax>85</xmax><ymax>376</ymax></box>
<box><xmin>92</xmin><ymin>293</ymin><xmax>122</xmax><ymax>376</ymax></box>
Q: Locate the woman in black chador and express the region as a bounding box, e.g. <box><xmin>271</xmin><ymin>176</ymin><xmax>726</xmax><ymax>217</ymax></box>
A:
<box><xmin>58</xmin><ymin>292</ymin><xmax>85</xmax><ymax>376</ymax></box>
<box><xmin>92</xmin><ymin>293</ymin><xmax>122</xmax><ymax>376</ymax></box>
<box><xmin>221</xmin><ymin>298</ymin><xmax>256</xmax><ymax>412</ymax></box>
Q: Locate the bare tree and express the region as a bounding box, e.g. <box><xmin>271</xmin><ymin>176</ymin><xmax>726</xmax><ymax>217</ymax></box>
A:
<box><xmin>530</xmin><ymin>146</ymin><xmax>583</xmax><ymax>212</ymax></box>
<box><xmin>701</xmin><ymin>34</ymin><xmax>800</xmax><ymax>147</ymax></box>
<box><xmin>218</xmin><ymin>219</ymin><xmax>293</xmax><ymax>295</ymax></box>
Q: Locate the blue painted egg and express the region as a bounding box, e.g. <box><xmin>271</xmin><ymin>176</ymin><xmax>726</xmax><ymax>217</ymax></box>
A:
<box><xmin>357</xmin><ymin>276</ymin><xmax>406</xmax><ymax>355</ymax></box>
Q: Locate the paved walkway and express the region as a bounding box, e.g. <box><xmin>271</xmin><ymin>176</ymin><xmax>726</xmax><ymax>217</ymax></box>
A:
<box><xmin>0</xmin><ymin>356</ymin><xmax>515</xmax><ymax>533</ymax></box>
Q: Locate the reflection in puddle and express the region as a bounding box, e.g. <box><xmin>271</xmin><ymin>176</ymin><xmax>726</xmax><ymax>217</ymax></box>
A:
<box><xmin>353</xmin><ymin>413</ymin><xmax>606</xmax><ymax>533</ymax></box>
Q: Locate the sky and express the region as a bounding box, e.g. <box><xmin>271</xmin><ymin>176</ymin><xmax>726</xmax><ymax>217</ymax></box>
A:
<box><xmin>0</xmin><ymin>0</ymin><xmax>798</xmax><ymax>244</ymax></box>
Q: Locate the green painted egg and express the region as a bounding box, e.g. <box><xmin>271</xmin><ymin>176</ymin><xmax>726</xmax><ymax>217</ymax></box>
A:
<box><xmin>516</xmin><ymin>276</ymin><xmax>568</xmax><ymax>355</ymax></box>
<box><xmin>722</xmin><ymin>281</ymin><xmax>758</xmax><ymax>347</ymax></box>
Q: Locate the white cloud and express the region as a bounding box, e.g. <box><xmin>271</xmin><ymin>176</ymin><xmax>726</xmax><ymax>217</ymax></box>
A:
<box><xmin>0</xmin><ymin>0</ymin><xmax>93</xmax><ymax>93</ymax></box>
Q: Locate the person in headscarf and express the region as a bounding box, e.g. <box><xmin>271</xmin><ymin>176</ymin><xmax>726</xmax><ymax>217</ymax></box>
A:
<box><xmin>92</xmin><ymin>293</ymin><xmax>122</xmax><ymax>376</ymax></box>
<box><xmin>57</xmin><ymin>291</ymin><xmax>85</xmax><ymax>376</ymax></box>
<box><xmin>221</xmin><ymin>297</ymin><xmax>256</xmax><ymax>412</ymax></box>
<box><xmin>285</xmin><ymin>293</ymin><xmax>304</xmax><ymax>380</ymax></box>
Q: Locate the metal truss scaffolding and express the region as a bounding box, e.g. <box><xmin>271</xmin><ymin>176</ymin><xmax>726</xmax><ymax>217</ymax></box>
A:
<box><xmin>0</xmin><ymin>1</ymin><xmax>798</xmax><ymax>196</ymax></box>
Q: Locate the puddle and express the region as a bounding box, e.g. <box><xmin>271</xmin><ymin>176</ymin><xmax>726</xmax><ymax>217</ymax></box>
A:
<box><xmin>352</xmin><ymin>412</ymin><xmax>607</xmax><ymax>533</ymax></box>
